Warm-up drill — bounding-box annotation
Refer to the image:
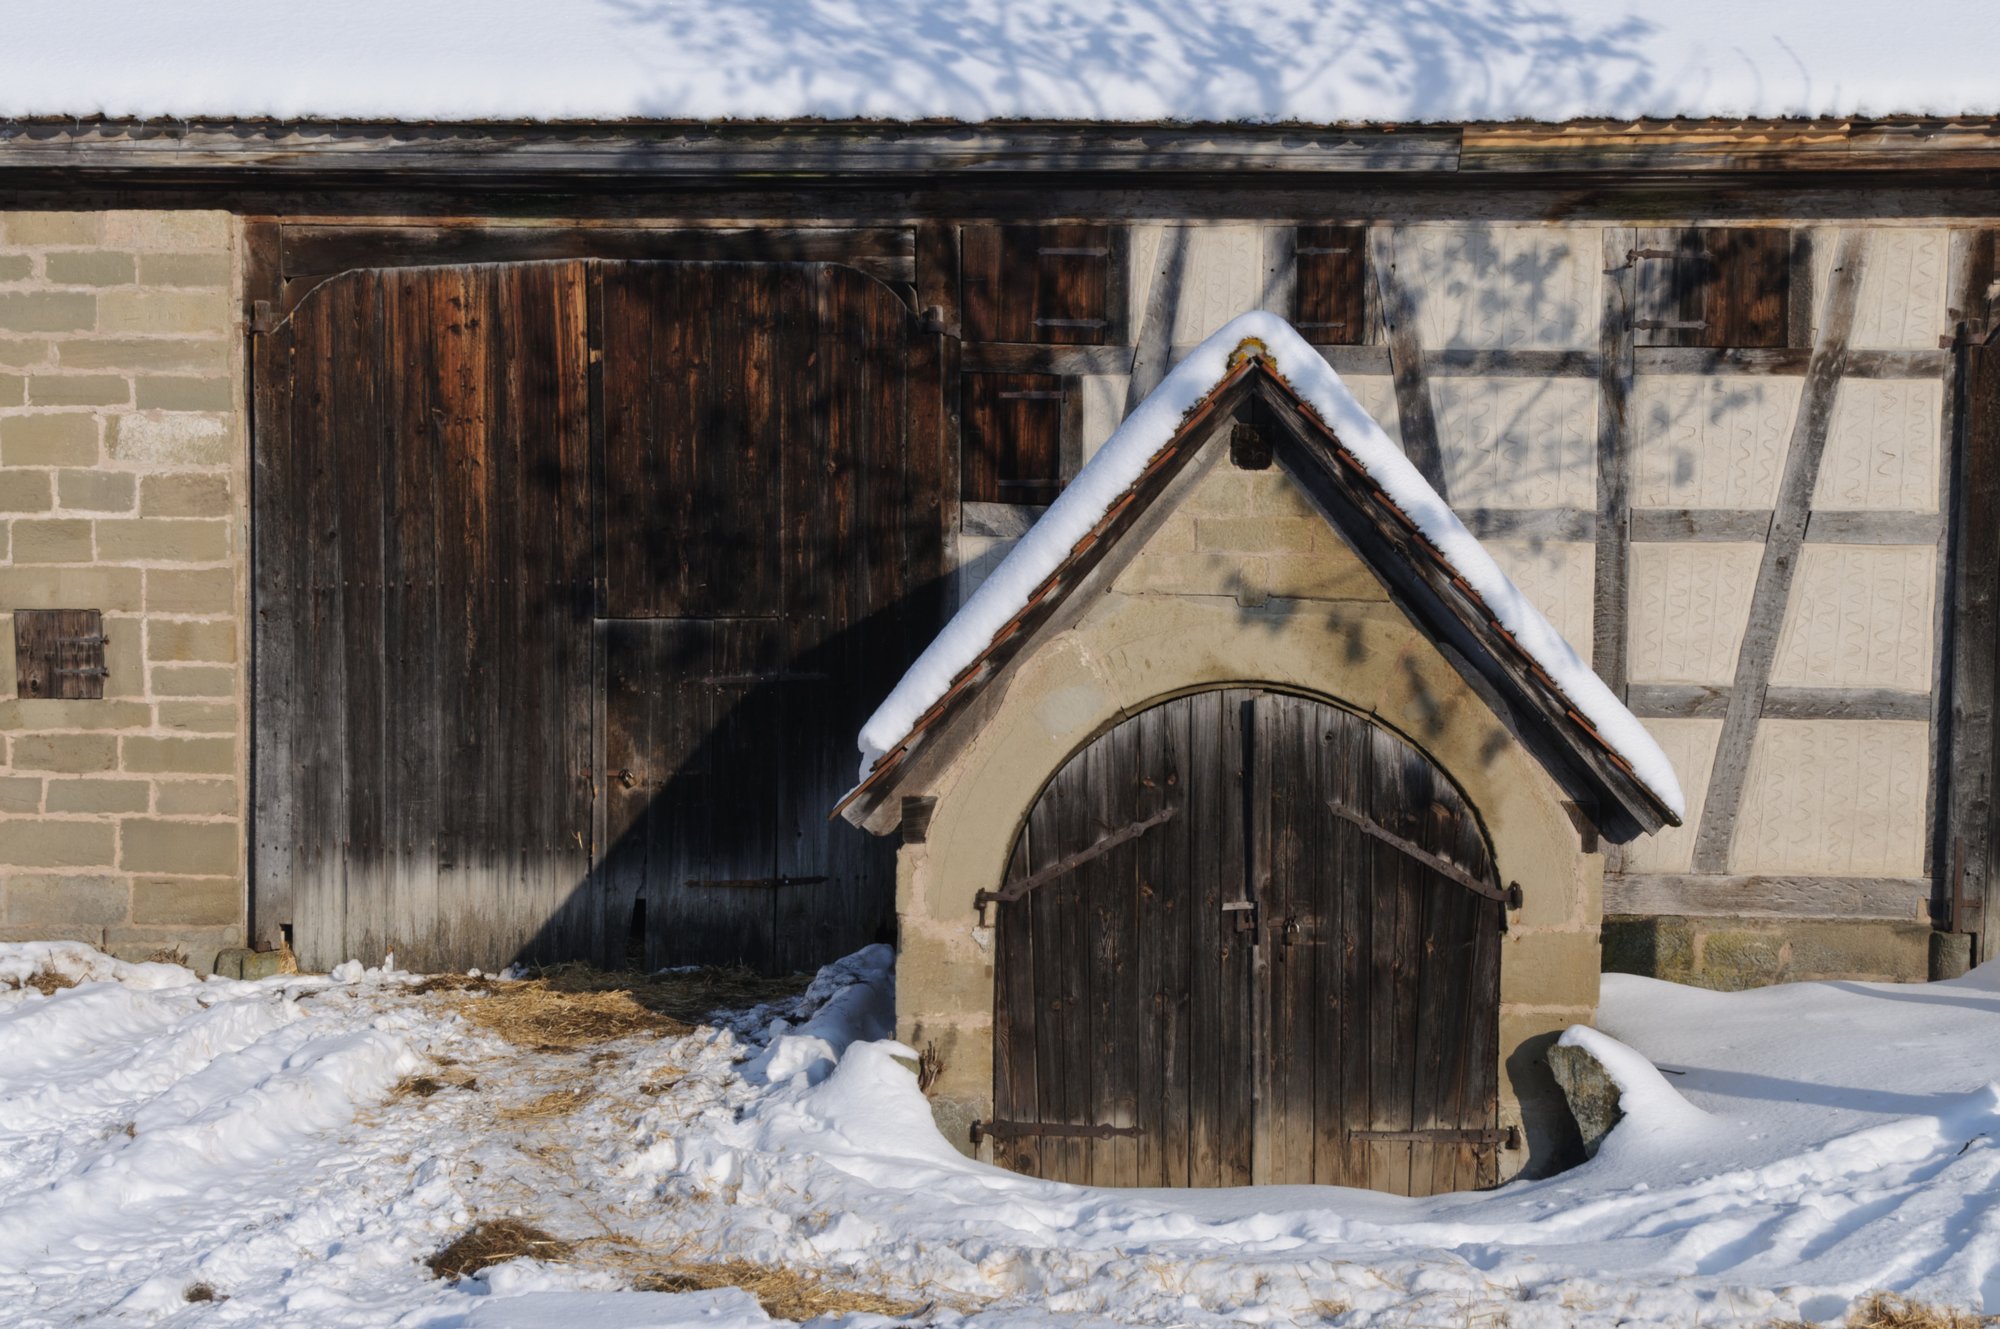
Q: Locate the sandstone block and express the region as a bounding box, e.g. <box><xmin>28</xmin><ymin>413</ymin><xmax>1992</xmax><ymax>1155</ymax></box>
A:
<box><xmin>0</xmin><ymin>373</ymin><xmax>22</xmax><ymax>407</ymax></box>
<box><xmin>135</xmin><ymin>377</ymin><xmax>232</xmax><ymax>411</ymax></box>
<box><xmin>107</xmin><ymin>412</ymin><xmax>231</xmax><ymax>466</ymax></box>
<box><xmin>0</xmin><ymin>823</ymin><xmax>117</xmax><ymax>868</ymax></box>
<box><xmin>155</xmin><ymin>701</ymin><xmax>237</xmax><ymax>733</ymax></box>
<box><xmin>145</xmin><ymin>567</ymin><xmax>235</xmax><ymax>614</ymax></box>
<box><xmin>0</xmin><ymin>699</ymin><xmax>151</xmax><ymax>730</ymax></box>
<box><xmin>4</xmin><ymin>873</ymin><xmax>125</xmax><ymax>925</ymax></box>
<box><xmin>153</xmin><ymin>779</ymin><xmax>237</xmax><ymax>815</ymax></box>
<box><xmin>57</xmin><ymin>469</ymin><xmax>135</xmax><ymax>513</ymax></box>
<box><xmin>0</xmin><ymin>292</ymin><xmax>95</xmax><ymax>333</ymax></box>
<box><xmin>149</xmin><ymin>664</ymin><xmax>235</xmax><ymax>698</ymax></box>
<box><xmin>13</xmin><ymin>733</ymin><xmax>117</xmax><ymax>773</ymax></box>
<box><xmin>95</xmin><ymin>518</ymin><xmax>230</xmax><ymax>563</ymax></box>
<box><xmin>98</xmin><ymin>290</ymin><xmax>231</xmax><ymax>337</ymax></box>
<box><xmin>0</xmin><ymin>338</ymin><xmax>52</xmax><ymax>368</ymax></box>
<box><xmin>122</xmin><ymin>735</ymin><xmax>233</xmax><ymax>776</ymax></box>
<box><xmin>100</xmin><ymin>212</ymin><xmax>230</xmax><ymax>251</ymax></box>
<box><xmin>147</xmin><ymin>619</ymin><xmax>236</xmax><ymax>663</ymax></box>
<box><xmin>131</xmin><ymin>875</ymin><xmax>240</xmax><ymax>927</ymax></box>
<box><xmin>1</xmin><ymin>413</ymin><xmax>98</xmax><ymax>466</ymax></box>
<box><xmin>0</xmin><ymin>777</ymin><xmax>40</xmax><ymax>812</ymax></box>
<box><xmin>139</xmin><ymin>474</ymin><xmax>229</xmax><ymax>517</ymax></box>
<box><xmin>0</xmin><ymin>470</ymin><xmax>52</xmax><ymax>512</ymax></box>
<box><xmin>0</xmin><ymin>566</ymin><xmax>141</xmax><ymax>611</ymax></box>
<box><xmin>60</xmin><ymin>337</ymin><xmax>229</xmax><ymax>373</ymax></box>
<box><xmin>138</xmin><ymin>253</ymin><xmax>231</xmax><ymax>287</ymax></box>
<box><xmin>121</xmin><ymin>818</ymin><xmax>237</xmax><ymax>874</ymax></box>
<box><xmin>0</xmin><ymin>255</ymin><xmax>32</xmax><ymax>282</ymax></box>
<box><xmin>29</xmin><ymin>374</ymin><xmax>129</xmax><ymax>407</ymax></box>
<box><xmin>3</xmin><ymin>213</ymin><xmax>103</xmax><ymax>246</ymax></box>
<box><xmin>43</xmin><ymin>251</ymin><xmax>134</xmax><ymax>287</ymax></box>
<box><xmin>45</xmin><ymin>778</ymin><xmax>150</xmax><ymax>814</ymax></box>
<box><xmin>11</xmin><ymin>519</ymin><xmax>94</xmax><ymax>563</ymax></box>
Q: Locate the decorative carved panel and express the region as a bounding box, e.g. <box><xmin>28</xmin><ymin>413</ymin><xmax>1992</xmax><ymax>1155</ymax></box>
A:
<box><xmin>1631</xmin><ymin>375</ymin><xmax>1799</xmax><ymax>510</ymax></box>
<box><xmin>1627</xmin><ymin>542</ymin><xmax>1762</xmax><ymax>685</ymax></box>
<box><xmin>1432</xmin><ymin>377</ymin><xmax>1597</xmax><ymax>509</ymax></box>
<box><xmin>1732</xmin><ymin>720</ymin><xmax>1929</xmax><ymax>876</ymax></box>
<box><xmin>1770</xmin><ymin>544</ymin><xmax>1937</xmax><ymax>691</ymax></box>
<box><xmin>1814</xmin><ymin>379</ymin><xmax>1944</xmax><ymax>511</ymax></box>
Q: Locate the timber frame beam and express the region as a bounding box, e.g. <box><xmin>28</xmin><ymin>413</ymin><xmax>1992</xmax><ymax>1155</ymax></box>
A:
<box><xmin>11</xmin><ymin>117</ymin><xmax>2000</xmax><ymax>186</ymax></box>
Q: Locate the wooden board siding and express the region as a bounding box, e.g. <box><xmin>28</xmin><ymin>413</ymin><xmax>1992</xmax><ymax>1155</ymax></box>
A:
<box><xmin>1633</xmin><ymin>228</ymin><xmax>1795</xmax><ymax>349</ymax></box>
<box><xmin>960</xmin><ymin>371</ymin><xmax>1064</xmax><ymax>504</ymax></box>
<box><xmin>1295</xmin><ymin>225</ymin><xmax>1368</xmax><ymax>345</ymax></box>
<box><xmin>961</xmin><ymin>224</ymin><xmax>1120</xmax><ymax>345</ymax></box>
<box><xmin>255</xmin><ymin>258</ymin><xmax>945</xmax><ymax>973</ymax></box>
<box><xmin>991</xmin><ymin>689</ymin><xmax>1501</xmax><ymax>1194</ymax></box>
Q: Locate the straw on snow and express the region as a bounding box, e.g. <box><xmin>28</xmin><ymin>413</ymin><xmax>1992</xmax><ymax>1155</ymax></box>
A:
<box><xmin>854</xmin><ymin>311</ymin><xmax>1684</xmax><ymax>820</ymax></box>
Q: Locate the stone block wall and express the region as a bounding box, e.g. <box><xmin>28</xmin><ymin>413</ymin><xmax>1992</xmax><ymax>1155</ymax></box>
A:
<box><xmin>0</xmin><ymin>211</ymin><xmax>244</xmax><ymax>971</ymax></box>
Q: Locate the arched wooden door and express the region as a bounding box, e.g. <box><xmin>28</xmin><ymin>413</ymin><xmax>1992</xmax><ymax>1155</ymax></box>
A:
<box><xmin>989</xmin><ymin>688</ymin><xmax>1503</xmax><ymax>1194</ymax></box>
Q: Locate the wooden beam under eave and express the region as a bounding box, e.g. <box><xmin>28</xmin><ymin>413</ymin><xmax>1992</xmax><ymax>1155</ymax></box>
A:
<box><xmin>1461</xmin><ymin>118</ymin><xmax>2000</xmax><ymax>173</ymax></box>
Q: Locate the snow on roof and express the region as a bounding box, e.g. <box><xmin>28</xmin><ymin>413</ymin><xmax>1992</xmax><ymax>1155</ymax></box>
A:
<box><xmin>854</xmin><ymin>311</ymin><xmax>1686</xmax><ymax>821</ymax></box>
<box><xmin>5</xmin><ymin>1</ymin><xmax>1998</xmax><ymax>125</ymax></box>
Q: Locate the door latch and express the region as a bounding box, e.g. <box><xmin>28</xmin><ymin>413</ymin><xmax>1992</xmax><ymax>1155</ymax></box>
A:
<box><xmin>1222</xmin><ymin>899</ymin><xmax>1258</xmax><ymax>933</ymax></box>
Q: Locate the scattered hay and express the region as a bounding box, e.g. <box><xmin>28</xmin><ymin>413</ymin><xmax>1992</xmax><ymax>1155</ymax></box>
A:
<box><xmin>633</xmin><ymin>1259</ymin><xmax>924</xmax><ymax>1323</ymax></box>
<box><xmin>392</xmin><ymin>1069</ymin><xmax>477</xmax><ymax>1101</ymax></box>
<box><xmin>426</xmin><ymin>1220</ymin><xmax>575</xmax><ymax>1281</ymax></box>
<box><xmin>1312</xmin><ymin>1298</ymin><xmax>1351</xmax><ymax>1322</ymax></box>
<box><xmin>413</xmin><ymin>962</ymin><xmax>809</xmax><ymax>1050</ymax></box>
<box><xmin>7</xmin><ymin>969</ymin><xmax>76</xmax><ymax>995</ymax></box>
<box><xmin>495</xmin><ymin>1086</ymin><xmax>593</xmax><ymax>1123</ymax></box>
<box><xmin>144</xmin><ymin>944</ymin><xmax>189</xmax><ymax>968</ymax></box>
<box><xmin>1845</xmin><ymin>1293</ymin><xmax>1997</xmax><ymax>1329</ymax></box>
<box><xmin>1772</xmin><ymin>1294</ymin><xmax>1998</xmax><ymax>1329</ymax></box>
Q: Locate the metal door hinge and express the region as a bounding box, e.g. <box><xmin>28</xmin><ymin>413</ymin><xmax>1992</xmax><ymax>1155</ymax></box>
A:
<box><xmin>971</xmin><ymin>1118</ymin><xmax>1141</xmax><ymax>1146</ymax></box>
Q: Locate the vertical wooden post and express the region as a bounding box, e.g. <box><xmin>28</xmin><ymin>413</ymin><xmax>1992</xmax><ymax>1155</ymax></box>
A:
<box><xmin>1367</xmin><ymin>227</ymin><xmax>1447</xmax><ymax>497</ymax></box>
<box><xmin>1594</xmin><ymin>228</ymin><xmax>1636</xmax><ymax>699</ymax></box>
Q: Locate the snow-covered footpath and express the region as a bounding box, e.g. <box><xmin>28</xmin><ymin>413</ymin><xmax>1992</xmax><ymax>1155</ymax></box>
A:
<box><xmin>5</xmin><ymin>941</ymin><xmax>2000</xmax><ymax>1328</ymax></box>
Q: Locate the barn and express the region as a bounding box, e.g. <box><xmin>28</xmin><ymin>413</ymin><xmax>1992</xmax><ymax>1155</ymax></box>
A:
<box><xmin>1</xmin><ymin>1</ymin><xmax>1998</xmax><ymax>1184</ymax></box>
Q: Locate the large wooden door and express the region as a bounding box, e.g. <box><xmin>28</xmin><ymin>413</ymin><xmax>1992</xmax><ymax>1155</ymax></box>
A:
<box><xmin>990</xmin><ymin>689</ymin><xmax>1502</xmax><ymax>1193</ymax></box>
<box><xmin>254</xmin><ymin>259</ymin><xmax>945</xmax><ymax>973</ymax></box>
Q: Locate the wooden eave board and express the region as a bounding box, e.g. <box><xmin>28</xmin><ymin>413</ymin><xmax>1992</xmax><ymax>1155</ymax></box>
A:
<box><xmin>10</xmin><ymin>116</ymin><xmax>2000</xmax><ymax>179</ymax></box>
<box><xmin>839</xmin><ymin>358</ymin><xmax>1673</xmax><ymax>838</ymax></box>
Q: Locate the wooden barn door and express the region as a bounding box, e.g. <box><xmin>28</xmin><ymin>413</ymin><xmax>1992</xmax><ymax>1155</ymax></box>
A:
<box><xmin>594</xmin><ymin>262</ymin><xmax>947</xmax><ymax>971</ymax></box>
<box><xmin>254</xmin><ymin>259</ymin><xmax>944</xmax><ymax>973</ymax></box>
<box><xmin>990</xmin><ymin>689</ymin><xmax>1502</xmax><ymax>1193</ymax></box>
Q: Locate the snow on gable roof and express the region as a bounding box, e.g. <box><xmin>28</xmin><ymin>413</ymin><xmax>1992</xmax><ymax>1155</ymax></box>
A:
<box><xmin>5</xmin><ymin>1</ymin><xmax>2000</xmax><ymax>125</ymax></box>
<box><xmin>846</xmin><ymin>311</ymin><xmax>1685</xmax><ymax>832</ymax></box>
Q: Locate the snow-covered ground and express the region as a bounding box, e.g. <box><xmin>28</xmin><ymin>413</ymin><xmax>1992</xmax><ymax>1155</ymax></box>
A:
<box><xmin>5</xmin><ymin>939</ymin><xmax>2000</xmax><ymax>1328</ymax></box>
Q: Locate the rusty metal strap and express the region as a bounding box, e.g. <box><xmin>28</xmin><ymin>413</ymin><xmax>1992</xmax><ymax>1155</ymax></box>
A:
<box><xmin>1351</xmin><ymin>1126</ymin><xmax>1514</xmax><ymax>1146</ymax></box>
<box><xmin>975</xmin><ymin>805</ymin><xmax>1178</xmax><ymax>910</ymax></box>
<box><xmin>1324</xmin><ymin>799</ymin><xmax>1505</xmax><ymax>903</ymax></box>
<box><xmin>971</xmin><ymin>1119</ymin><xmax>1142</xmax><ymax>1145</ymax></box>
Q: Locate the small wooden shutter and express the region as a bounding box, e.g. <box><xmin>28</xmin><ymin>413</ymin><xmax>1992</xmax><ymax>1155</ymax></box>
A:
<box><xmin>1634</xmin><ymin>227</ymin><xmax>1795</xmax><ymax>348</ymax></box>
<box><xmin>961</xmin><ymin>371</ymin><xmax>1064</xmax><ymax>504</ymax></box>
<box><xmin>1295</xmin><ymin>225</ymin><xmax>1368</xmax><ymax>344</ymax></box>
<box><xmin>962</xmin><ymin>224</ymin><xmax>1119</xmax><ymax>345</ymax></box>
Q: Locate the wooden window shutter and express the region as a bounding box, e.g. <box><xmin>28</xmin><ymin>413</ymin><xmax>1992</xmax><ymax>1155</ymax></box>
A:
<box><xmin>1294</xmin><ymin>224</ymin><xmax>1368</xmax><ymax>344</ymax></box>
<box><xmin>962</xmin><ymin>224</ymin><xmax>1119</xmax><ymax>345</ymax></box>
<box><xmin>961</xmin><ymin>371</ymin><xmax>1063</xmax><ymax>504</ymax></box>
<box><xmin>15</xmin><ymin>608</ymin><xmax>106</xmax><ymax>700</ymax></box>
<box><xmin>1634</xmin><ymin>227</ymin><xmax>1795</xmax><ymax>348</ymax></box>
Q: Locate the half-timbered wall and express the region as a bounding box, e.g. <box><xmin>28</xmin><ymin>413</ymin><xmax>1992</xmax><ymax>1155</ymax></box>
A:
<box><xmin>950</xmin><ymin>221</ymin><xmax>1965</xmax><ymax>987</ymax></box>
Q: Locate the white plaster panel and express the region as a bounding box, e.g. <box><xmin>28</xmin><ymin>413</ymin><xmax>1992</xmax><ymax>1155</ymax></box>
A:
<box><xmin>1483</xmin><ymin>539</ymin><xmax>1594</xmax><ymax>666</ymax></box>
<box><xmin>1813</xmin><ymin>228</ymin><xmax>1950</xmax><ymax>350</ymax></box>
<box><xmin>953</xmin><ymin>533</ymin><xmax>1016</xmax><ymax>608</ymax></box>
<box><xmin>1630</xmin><ymin>374</ymin><xmax>1799</xmax><ymax>510</ymax></box>
<box><xmin>1399</xmin><ymin>225</ymin><xmax>1598</xmax><ymax>350</ymax></box>
<box><xmin>1168</xmin><ymin>225</ymin><xmax>1275</xmax><ymax>346</ymax></box>
<box><xmin>1432</xmin><ymin>376</ymin><xmax>1597</xmax><ymax>509</ymax></box>
<box><xmin>1626</xmin><ymin>542</ymin><xmax>1762</xmax><ymax>685</ymax></box>
<box><xmin>1731</xmin><ymin>719</ymin><xmax>1929</xmax><ymax>876</ymax></box>
<box><xmin>1340</xmin><ymin>374</ymin><xmax>1403</xmax><ymax>448</ymax></box>
<box><xmin>1770</xmin><ymin>544</ymin><xmax>1937</xmax><ymax>691</ymax></box>
<box><xmin>1078</xmin><ymin>373</ymin><xmax>1131</xmax><ymax>462</ymax></box>
<box><xmin>1616</xmin><ymin>718</ymin><xmax>1722</xmax><ymax>874</ymax></box>
<box><xmin>1814</xmin><ymin>378</ymin><xmax>1943</xmax><ymax>511</ymax></box>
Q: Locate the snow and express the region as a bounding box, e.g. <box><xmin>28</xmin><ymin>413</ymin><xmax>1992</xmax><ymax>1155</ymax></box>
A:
<box><xmin>5</xmin><ymin>1</ymin><xmax>2000</xmax><ymax>124</ymax></box>
<box><xmin>856</xmin><ymin>311</ymin><xmax>1685</xmax><ymax>820</ymax></box>
<box><xmin>10</xmin><ymin>939</ymin><xmax>2000</xmax><ymax>1325</ymax></box>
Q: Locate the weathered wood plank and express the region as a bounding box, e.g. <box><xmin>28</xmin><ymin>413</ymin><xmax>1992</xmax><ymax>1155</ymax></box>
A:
<box><xmin>1627</xmin><ymin>683</ymin><xmax>1933</xmax><ymax>722</ymax></box>
<box><xmin>961</xmin><ymin>500</ymin><xmax>1047</xmax><ymax>539</ymax></box>
<box><xmin>1294</xmin><ymin>224</ymin><xmax>1364</xmax><ymax>345</ymax></box>
<box><xmin>1461</xmin><ymin>508</ymin><xmax>1596</xmax><ymax>541</ymax></box>
<box><xmin>1632</xmin><ymin>347</ymin><xmax>1947</xmax><ymax>377</ymax></box>
<box><xmin>1953</xmin><ymin>330</ymin><xmax>2000</xmax><ymax>950</ymax></box>
<box><xmin>1595</xmin><ymin>227</ymin><xmax>1637</xmax><ymax>698</ymax></box>
<box><xmin>1627</xmin><ymin>508</ymin><xmax>1944</xmax><ymax>544</ymax></box>
<box><xmin>1691</xmin><ymin>230</ymin><xmax>1871</xmax><ymax>873</ymax></box>
<box><xmin>1459</xmin><ymin>119</ymin><xmax>2000</xmax><ymax>174</ymax></box>
<box><xmin>1606</xmin><ymin>873</ymin><xmax>1934</xmax><ymax>920</ymax></box>
<box><xmin>1125</xmin><ymin>226</ymin><xmax>1190</xmax><ymax>413</ymax></box>
<box><xmin>1368</xmin><ymin>227</ymin><xmax>1446</xmax><ymax>496</ymax></box>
